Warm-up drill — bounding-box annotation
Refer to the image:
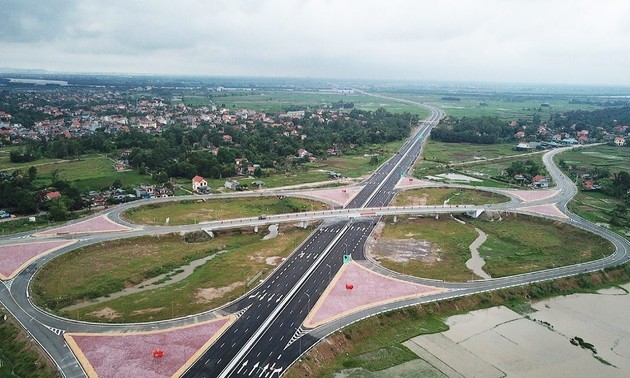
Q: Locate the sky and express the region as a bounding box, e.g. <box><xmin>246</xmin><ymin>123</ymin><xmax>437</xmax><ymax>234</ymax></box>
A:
<box><xmin>1</xmin><ymin>0</ymin><xmax>630</xmax><ymax>85</ymax></box>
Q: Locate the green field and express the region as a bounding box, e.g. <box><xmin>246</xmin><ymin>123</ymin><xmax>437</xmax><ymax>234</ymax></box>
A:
<box><xmin>212</xmin><ymin>90</ymin><xmax>430</xmax><ymax>117</ymax></box>
<box><xmin>394</xmin><ymin>188</ymin><xmax>509</xmax><ymax>206</ymax></box>
<box><xmin>0</xmin><ymin>146</ymin><xmax>66</xmax><ymax>172</ymax></box>
<box><xmin>383</xmin><ymin>92</ymin><xmax>604</xmax><ymax>120</ymax></box>
<box><xmin>376</xmin><ymin>215</ymin><xmax>613</xmax><ymax>281</ymax></box>
<box><xmin>422</xmin><ymin>141</ymin><xmax>531</xmax><ymax>164</ymax></box>
<box><xmin>555</xmin><ymin>145</ymin><xmax>630</xmax><ymax>173</ymax></box>
<box><xmin>123</xmin><ymin>197</ymin><xmax>328</xmax><ymax>225</ymax></box>
<box><xmin>31</xmin><ymin>227</ymin><xmax>313</xmax><ymax>322</ymax></box>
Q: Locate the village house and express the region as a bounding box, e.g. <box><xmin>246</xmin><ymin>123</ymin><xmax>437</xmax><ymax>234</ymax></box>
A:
<box><xmin>224</xmin><ymin>180</ymin><xmax>239</xmax><ymax>190</ymax></box>
<box><xmin>192</xmin><ymin>175</ymin><xmax>208</xmax><ymax>192</ymax></box>
<box><xmin>297</xmin><ymin>148</ymin><xmax>311</xmax><ymax>158</ymax></box>
<box><xmin>45</xmin><ymin>191</ymin><xmax>61</xmax><ymax>200</ymax></box>
<box><xmin>614</xmin><ymin>136</ymin><xmax>626</xmax><ymax>146</ymax></box>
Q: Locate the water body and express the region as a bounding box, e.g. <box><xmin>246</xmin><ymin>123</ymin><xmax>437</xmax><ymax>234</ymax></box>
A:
<box><xmin>466</xmin><ymin>228</ymin><xmax>491</xmax><ymax>279</ymax></box>
<box><xmin>8</xmin><ymin>78</ymin><xmax>68</xmax><ymax>86</ymax></box>
<box><xmin>61</xmin><ymin>251</ymin><xmax>228</xmax><ymax>311</ymax></box>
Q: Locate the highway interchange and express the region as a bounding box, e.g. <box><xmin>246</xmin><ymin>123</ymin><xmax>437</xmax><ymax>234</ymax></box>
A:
<box><xmin>1</xmin><ymin>100</ymin><xmax>629</xmax><ymax>378</ymax></box>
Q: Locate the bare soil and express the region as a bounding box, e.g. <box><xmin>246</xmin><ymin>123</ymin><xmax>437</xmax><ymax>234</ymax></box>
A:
<box><xmin>195</xmin><ymin>282</ymin><xmax>244</xmax><ymax>303</ymax></box>
<box><xmin>86</xmin><ymin>307</ymin><xmax>121</xmax><ymax>320</ymax></box>
<box><xmin>366</xmin><ymin>220</ymin><xmax>441</xmax><ymax>264</ymax></box>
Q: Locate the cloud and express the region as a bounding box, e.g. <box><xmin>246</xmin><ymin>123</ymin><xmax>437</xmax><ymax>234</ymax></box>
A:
<box><xmin>1</xmin><ymin>0</ymin><xmax>630</xmax><ymax>85</ymax></box>
<box><xmin>0</xmin><ymin>0</ymin><xmax>78</xmax><ymax>42</ymax></box>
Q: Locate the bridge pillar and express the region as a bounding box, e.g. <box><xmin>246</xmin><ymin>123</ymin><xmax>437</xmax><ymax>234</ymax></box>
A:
<box><xmin>393</xmin><ymin>215</ymin><xmax>397</xmax><ymax>223</ymax></box>
<box><xmin>435</xmin><ymin>213</ymin><xmax>439</xmax><ymax>220</ymax></box>
<box><xmin>254</xmin><ymin>225</ymin><xmax>258</xmax><ymax>233</ymax></box>
<box><xmin>202</xmin><ymin>229</ymin><xmax>214</xmax><ymax>238</ymax></box>
<box><xmin>300</xmin><ymin>220</ymin><xmax>307</xmax><ymax>229</ymax></box>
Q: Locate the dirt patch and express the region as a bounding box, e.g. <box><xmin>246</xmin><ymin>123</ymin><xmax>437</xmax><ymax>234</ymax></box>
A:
<box><xmin>86</xmin><ymin>307</ymin><xmax>121</xmax><ymax>320</ymax></box>
<box><xmin>130</xmin><ymin>307</ymin><xmax>164</xmax><ymax>316</ymax></box>
<box><xmin>265</xmin><ymin>256</ymin><xmax>283</xmax><ymax>266</ymax></box>
<box><xmin>401</xmin><ymin>193</ymin><xmax>429</xmax><ymax>206</ymax></box>
<box><xmin>371</xmin><ymin>239</ymin><xmax>441</xmax><ymax>263</ymax></box>
<box><xmin>365</xmin><ymin>221</ymin><xmax>440</xmax><ymax>264</ymax></box>
<box><xmin>195</xmin><ymin>282</ymin><xmax>244</xmax><ymax>303</ymax></box>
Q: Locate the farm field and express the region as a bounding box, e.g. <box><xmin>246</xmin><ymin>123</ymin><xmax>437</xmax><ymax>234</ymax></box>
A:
<box><xmin>213</xmin><ymin>90</ymin><xmax>430</xmax><ymax>117</ymax></box>
<box><xmin>382</xmin><ymin>92</ymin><xmax>604</xmax><ymax>120</ymax></box>
<box><xmin>555</xmin><ymin>144</ymin><xmax>630</xmax><ymax>173</ymax></box>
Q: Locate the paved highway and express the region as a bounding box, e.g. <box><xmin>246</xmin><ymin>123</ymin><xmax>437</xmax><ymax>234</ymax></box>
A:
<box><xmin>1</xmin><ymin>96</ymin><xmax>629</xmax><ymax>378</ymax></box>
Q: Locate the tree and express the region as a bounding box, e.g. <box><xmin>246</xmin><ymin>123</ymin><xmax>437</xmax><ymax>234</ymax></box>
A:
<box><xmin>112</xmin><ymin>179</ymin><xmax>122</xmax><ymax>189</ymax></box>
<box><xmin>369</xmin><ymin>155</ymin><xmax>379</xmax><ymax>166</ymax></box>
<box><xmin>27</xmin><ymin>166</ymin><xmax>37</xmax><ymax>182</ymax></box>
<box><xmin>48</xmin><ymin>199</ymin><xmax>69</xmax><ymax>221</ymax></box>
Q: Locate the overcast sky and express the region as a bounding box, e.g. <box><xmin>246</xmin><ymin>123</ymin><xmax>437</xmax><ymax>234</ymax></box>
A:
<box><xmin>1</xmin><ymin>0</ymin><xmax>629</xmax><ymax>85</ymax></box>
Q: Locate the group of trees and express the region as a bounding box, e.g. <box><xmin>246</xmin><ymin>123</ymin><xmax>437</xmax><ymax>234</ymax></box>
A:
<box><xmin>3</xmin><ymin>108</ymin><xmax>415</xmax><ymax>216</ymax></box>
<box><xmin>505</xmin><ymin>160</ymin><xmax>545</xmax><ymax>182</ymax></box>
<box><xmin>0</xmin><ymin>167</ymin><xmax>84</xmax><ymax>218</ymax></box>
<box><xmin>431</xmin><ymin>116</ymin><xmax>513</xmax><ymax>144</ymax></box>
<box><xmin>11</xmin><ymin>109</ymin><xmax>415</xmax><ymax>182</ymax></box>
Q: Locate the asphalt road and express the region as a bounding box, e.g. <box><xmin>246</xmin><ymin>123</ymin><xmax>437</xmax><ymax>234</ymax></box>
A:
<box><xmin>1</xmin><ymin>97</ymin><xmax>629</xmax><ymax>378</ymax></box>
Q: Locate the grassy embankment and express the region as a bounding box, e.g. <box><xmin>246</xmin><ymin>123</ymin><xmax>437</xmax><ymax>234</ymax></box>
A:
<box><xmin>375</xmin><ymin>215</ymin><xmax>613</xmax><ymax>281</ymax></box>
<box><xmin>286</xmin><ymin>262</ymin><xmax>630</xmax><ymax>377</ymax></box>
<box><xmin>31</xmin><ymin>226</ymin><xmax>313</xmax><ymax>322</ymax></box>
<box><xmin>123</xmin><ymin>197</ymin><xmax>328</xmax><ymax>226</ymax></box>
<box><xmin>0</xmin><ymin>310</ymin><xmax>61</xmax><ymax>378</ymax></box>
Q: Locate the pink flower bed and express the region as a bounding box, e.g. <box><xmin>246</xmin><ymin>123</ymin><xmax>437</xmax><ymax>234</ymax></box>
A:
<box><xmin>509</xmin><ymin>190</ymin><xmax>558</xmax><ymax>202</ymax></box>
<box><xmin>306</xmin><ymin>262</ymin><xmax>443</xmax><ymax>327</ymax></box>
<box><xmin>36</xmin><ymin>216</ymin><xmax>132</xmax><ymax>236</ymax></box>
<box><xmin>519</xmin><ymin>204</ymin><xmax>568</xmax><ymax>219</ymax></box>
<box><xmin>395</xmin><ymin>176</ymin><xmax>433</xmax><ymax>189</ymax></box>
<box><xmin>67</xmin><ymin>317</ymin><xmax>231</xmax><ymax>378</ymax></box>
<box><xmin>0</xmin><ymin>240</ymin><xmax>75</xmax><ymax>279</ymax></box>
<box><xmin>307</xmin><ymin>187</ymin><xmax>361</xmax><ymax>206</ymax></box>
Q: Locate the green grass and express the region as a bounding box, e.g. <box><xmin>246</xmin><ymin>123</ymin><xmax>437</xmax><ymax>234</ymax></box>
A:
<box><xmin>378</xmin><ymin>217</ymin><xmax>479</xmax><ymax>281</ymax></box>
<box><xmin>382</xmin><ymin>92</ymin><xmax>604</xmax><ymax>120</ymax></box>
<box><xmin>0</xmin><ymin>214</ymin><xmax>81</xmax><ymax>236</ymax></box>
<box><xmin>32</xmin><ymin>227</ymin><xmax>313</xmax><ymax>322</ymax></box>
<box><xmin>471</xmin><ymin>214</ymin><xmax>613</xmax><ymax>276</ymax></box>
<box><xmin>394</xmin><ymin>188</ymin><xmax>510</xmax><ymax>206</ymax></box>
<box><xmin>555</xmin><ymin>145</ymin><xmax>630</xmax><ymax>173</ymax></box>
<box><xmin>213</xmin><ymin>90</ymin><xmax>430</xmax><ymax>116</ymax></box>
<box><xmin>413</xmin><ymin>140</ymin><xmax>547</xmax><ymax>189</ymax></box>
<box><xmin>123</xmin><ymin>197</ymin><xmax>327</xmax><ymax>225</ymax></box>
<box><xmin>289</xmin><ymin>309</ymin><xmax>448</xmax><ymax>377</ymax></box>
<box><xmin>422</xmin><ymin>141</ymin><xmax>530</xmax><ymax>164</ymax></box>
<box><xmin>0</xmin><ymin>310</ymin><xmax>61</xmax><ymax>378</ymax></box>
<box><xmin>376</xmin><ymin>215</ymin><xmax>614</xmax><ymax>281</ymax></box>
<box><xmin>31</xmin><ymin>154</ymin><xmax>150</xmax><ymax>191</ymax></box>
